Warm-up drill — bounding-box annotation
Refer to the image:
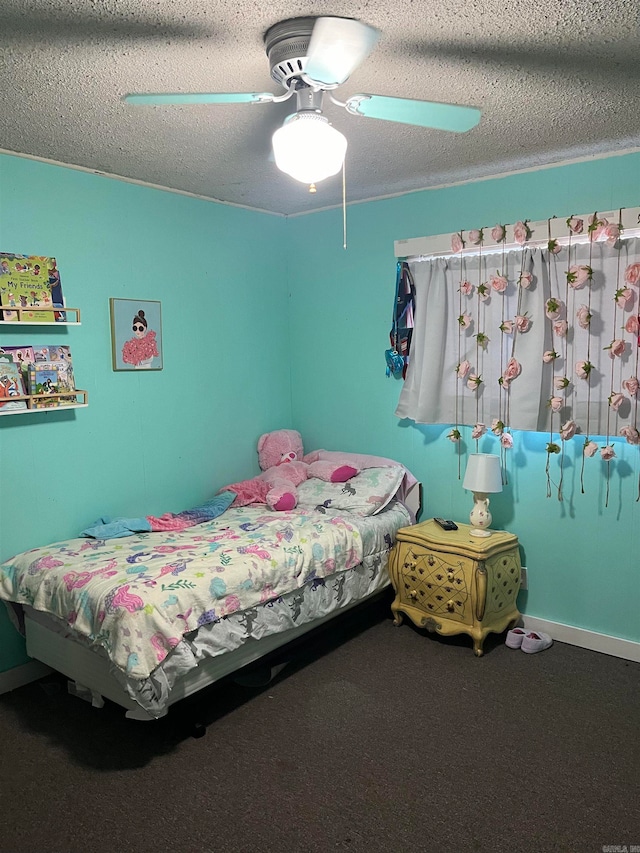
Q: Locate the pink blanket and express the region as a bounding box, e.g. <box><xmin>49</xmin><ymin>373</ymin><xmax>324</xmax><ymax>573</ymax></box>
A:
<box><xmin>222</xmin><ymin>477</ymin><xmax>270</xmax><ymax>507</ymax></box>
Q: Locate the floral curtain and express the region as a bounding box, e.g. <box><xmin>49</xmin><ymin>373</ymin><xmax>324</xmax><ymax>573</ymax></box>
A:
<box><xmin>395</xmin><ymin>226</ymin><xmax>640</xmax><ymax>490</ymax></box>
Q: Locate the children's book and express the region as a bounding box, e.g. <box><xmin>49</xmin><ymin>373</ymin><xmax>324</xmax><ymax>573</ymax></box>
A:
<box><xmin>33</xmin><ymin>346</ymin><xmax>49</xmax><ymax>362</ymax></box>
<box><xmin>0</xmin><ymin>253</ymin><xmax>65</xmax><ymax>322</ymax></box>
<box><xmin>28</xmin><ymin>360</ymin><xmax>77</xmax><ymax>408</ymax></box>
<box><xmin>0</xmin><ymin>345</ymin><xmax>36</xmax><ymax>378</ymax></box>
<box><xmin>34</xmin><ymin>346</ymin><xmax>75</xmax><ymax>402</ymax></box>
<box><xmin>45</xmin><ymin>344</ymin><xmax>72</xmax><ymax>363</ymax></box>
<box><xmin>33</xmin><ymin>345</ymin><xmax>72</xmax><ymax>363</ymax></box>
<box><xmin>0</xmin><ymin>359</ymin><xmax>28</xmax><ymax>413</ymax></box>
<box><xmin>34</xmin><ymin>359</ymin><xmax>75</xmax><ymax>398</ymax></box>
<box><xmin>28</xmin><ymin>364</ymin><xmax>59</xmax><ymax>395</ymax></box>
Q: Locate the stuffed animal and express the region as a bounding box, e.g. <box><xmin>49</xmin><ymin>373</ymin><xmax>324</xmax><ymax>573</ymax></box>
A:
<box><xmin>223</xmin><ymin>429</ymin><xmax>359</xmax><ymax>511</ymax></box>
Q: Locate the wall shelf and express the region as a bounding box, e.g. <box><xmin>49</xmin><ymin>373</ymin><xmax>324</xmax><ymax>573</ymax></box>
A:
<box><xmin>0</xmin><ymin>389</ymin><xmax>88</xmax><ymax>416</ymax></box>
<box><xmin>0</xmin><ymin>303</ymin><xmax>87</xmax><ymax>415</ymax></box>
<box><xmin>0</xmin><ymin>307</ymin><xmax>81</xmax><ymax>325</ymax></box>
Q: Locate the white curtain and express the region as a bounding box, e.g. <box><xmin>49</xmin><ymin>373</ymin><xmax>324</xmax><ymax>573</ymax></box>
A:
<box><xmin>396</xmin><ymin>238</ymin><xmax>640</xmax><ymax>441</ymax></box>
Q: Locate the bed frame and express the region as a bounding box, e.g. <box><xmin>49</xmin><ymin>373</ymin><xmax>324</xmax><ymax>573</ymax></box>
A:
<box><xmin>24</xmin><ymin>585</ymin><xmax>386</xmax><ymax>722</ymax></box>
<box><xmin>23</xmin><ymin>488</ymin><xmax>421</xmax><ymax>724</ymax></box>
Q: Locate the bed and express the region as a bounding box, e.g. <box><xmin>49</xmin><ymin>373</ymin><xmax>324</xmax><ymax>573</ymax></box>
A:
<box><xmin>1</xmin><ymin>463</ymin><xmax>419</xmax><ymax>721</ymax></box>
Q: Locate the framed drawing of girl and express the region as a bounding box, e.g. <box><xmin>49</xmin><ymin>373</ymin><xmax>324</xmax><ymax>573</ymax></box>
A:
<box><xmin>110</xmin><ymin>298</ymin><xmax>163</xmax><ymax>371</ymax></box>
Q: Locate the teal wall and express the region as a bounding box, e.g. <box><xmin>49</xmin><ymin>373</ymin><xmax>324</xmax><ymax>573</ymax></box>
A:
<box><xmin>287</xmin><ymin>151</ymin><xmax>640</xmax><ymax>645</ymax></box>
<box><xmin>2</xmin><ymin>149</ymin><xmax>640</xmax><ymax>675</ymax></box>
<box><xmin>0</xmin><ymin>154</ymin><xmax>290</xmax><ymax>672</ymax></box>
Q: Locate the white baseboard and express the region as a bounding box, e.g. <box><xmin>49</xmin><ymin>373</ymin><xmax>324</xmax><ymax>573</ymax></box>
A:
<box><xmin>523</xmin><ymin>616</ymin><xmax>640</xmax><ymax>664</ymax></box>
<box><xmin>0</xmin><ymin>660</ymin><xmax>52</xmax><ymax>695</ymax></box>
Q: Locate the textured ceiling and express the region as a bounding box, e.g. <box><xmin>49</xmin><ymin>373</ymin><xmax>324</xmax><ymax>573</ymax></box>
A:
<box><xmin>2</xmin><ymin>1</ymin><xmax>640</xmax><ymax>216</ymax></box>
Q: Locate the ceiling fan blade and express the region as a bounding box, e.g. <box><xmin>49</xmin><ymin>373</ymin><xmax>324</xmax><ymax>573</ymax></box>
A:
<box><xmin>344</xmin><ymin>94</ymin><xmax>481</xmax><ymax>132</ymax></box>
<box><xmin>123</xmin><ymin>92</ymin><xmax>275</xmax><ymax>105</ymax></box>
<box><xmin>305</xmin><ymin>17</ymin><xmax>380</xmax><ymax>86</ymax></box>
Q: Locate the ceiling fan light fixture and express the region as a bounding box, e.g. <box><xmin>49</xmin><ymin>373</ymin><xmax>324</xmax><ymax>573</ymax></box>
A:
<box><xmin>272</xmin><ymin>112</ymin><xmax>347</xmax><ymax>184</ymax></box>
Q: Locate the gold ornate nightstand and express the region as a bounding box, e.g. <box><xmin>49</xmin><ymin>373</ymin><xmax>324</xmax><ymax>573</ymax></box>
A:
<box><xmin>388</xmin><ymin>519</ymin><xmax>521</xmax><ymax>656</ymax></box>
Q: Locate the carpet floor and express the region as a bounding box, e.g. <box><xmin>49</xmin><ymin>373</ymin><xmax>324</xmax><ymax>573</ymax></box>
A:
<box><xmin>1</xmin><ymin>592</ymin><xmax>639</xmax><ymax>853</ymax></box>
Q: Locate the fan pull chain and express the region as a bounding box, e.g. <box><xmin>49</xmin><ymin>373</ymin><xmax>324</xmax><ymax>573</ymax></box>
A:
<box><xmin>342</xmin><ymin>159</ymin><xmax>347</xmax><ymax>250</ymax></box>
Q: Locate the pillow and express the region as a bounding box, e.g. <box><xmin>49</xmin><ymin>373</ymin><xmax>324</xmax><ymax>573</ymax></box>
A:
<box><xmin>296</xmin><ymin>467</ymin><xmax>405</xmax><ymax>516</ymax></box>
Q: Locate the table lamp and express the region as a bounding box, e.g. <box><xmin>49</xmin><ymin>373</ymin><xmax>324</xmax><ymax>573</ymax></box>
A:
<box><xmin>462</xmin><ymin>453</ymin><xmax>503</xmax><ymax>537</ymax></box>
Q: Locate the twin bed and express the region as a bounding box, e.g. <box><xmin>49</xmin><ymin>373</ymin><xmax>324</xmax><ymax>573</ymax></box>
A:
<box><xmin>1</xmin><ymin>461</ymin><xmax>419</xmax><ymax>721</ymax></box>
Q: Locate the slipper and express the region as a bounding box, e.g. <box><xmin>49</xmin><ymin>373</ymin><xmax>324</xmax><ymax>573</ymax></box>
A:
<box><xmin>521</xmin><ymin>631</ymin><xmax>553</xmax><ymax>654</ymax></box>
<box><xmin>505</xmin><ymin>627</ymin><xmax>527</xmax><ymax>649</ymax></box>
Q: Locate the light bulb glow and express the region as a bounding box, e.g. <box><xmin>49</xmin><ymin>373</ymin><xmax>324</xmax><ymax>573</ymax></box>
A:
<box><xmin>272</xmin><ymin>113</ymin><xmax>347</xmax><ymax>184</ymax></box>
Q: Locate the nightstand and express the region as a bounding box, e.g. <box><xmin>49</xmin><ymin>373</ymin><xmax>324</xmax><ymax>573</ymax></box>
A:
<box><xmin>388</xmin><ymin>519</ymin><xmax>521</xmax><ymax>656</ymax></box>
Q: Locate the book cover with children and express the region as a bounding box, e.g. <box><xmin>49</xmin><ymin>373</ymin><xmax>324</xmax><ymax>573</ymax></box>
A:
<box><xmin>0</xmin><ymin>254</ymin><xmax>65</xmax><ymax>322</ymax></box>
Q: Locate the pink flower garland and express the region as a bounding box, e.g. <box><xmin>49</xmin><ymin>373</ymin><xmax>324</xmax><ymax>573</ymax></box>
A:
<box><xmin>444</xmin><ymin>213</ymin><xmax>640</xmax><ymax>499</ymax></box>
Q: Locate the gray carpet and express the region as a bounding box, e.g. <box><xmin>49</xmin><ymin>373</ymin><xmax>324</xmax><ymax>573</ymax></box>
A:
<box><xmin>1</xmin><ymin>593</ymin><xmax>639</xmax><ymax>853</ymax></box>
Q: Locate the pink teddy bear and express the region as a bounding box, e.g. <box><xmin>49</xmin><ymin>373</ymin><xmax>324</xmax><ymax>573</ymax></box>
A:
<box><xmin>223</xmin><ymin>429</ymin><xmax>359</xmax><ymax>512</ymax></box>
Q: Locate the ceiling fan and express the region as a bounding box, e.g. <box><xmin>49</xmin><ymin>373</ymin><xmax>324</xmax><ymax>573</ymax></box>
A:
<box><xmin>124</xmin><ymin>16</ymin><xmax>482</xmax><ymax>186</ymax></box>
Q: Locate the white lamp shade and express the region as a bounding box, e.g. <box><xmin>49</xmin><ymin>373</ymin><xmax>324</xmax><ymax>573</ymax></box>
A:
<box><xmin>463</xmin><ymin>453</ymin><xmax>503</xmax><ymax>494</ymax></box>
<box><xmin>272</xmin><ymin>113</ymin><xmax>347</xmax><ymax>184</ymax></box>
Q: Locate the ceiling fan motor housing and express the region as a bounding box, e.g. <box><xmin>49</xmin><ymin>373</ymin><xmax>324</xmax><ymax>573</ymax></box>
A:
<box><xmin>264</xmin><ymin>17</ymin><xmax>315</xmax><ymax>88</ymax></box>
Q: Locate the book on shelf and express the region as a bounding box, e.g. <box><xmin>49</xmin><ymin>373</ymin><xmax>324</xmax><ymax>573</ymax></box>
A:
<box><xmin>0</xmin><ymin>253</ymin><xmax>65</xmax><ymax>322</ymax></box>
<box><xmin>28</xmin><ymin>363</ymin><xmax>58</xmax><ymax>392</ymax></box>
<box><xmin>35</xmin><ymin>346</ymin><xmax>75</xmax><ymax>401</ymax></box>
<box><xmin>29</xmin><ymin>350</ymin><xmax>77</xmax><ymax>406</ymax></box>
<box><xmin>33</xmin><ymin>344</ymin><xmax>72</xmax><ymax>364</ymax></box>
<box><xmin>0</xmin><ymin>345</ymin><xmax>35</xmax><ymax>379</ymax></box>
<box><xmin>0</xmin><ymin>357</ymin><xmax>28</xmax><ymax>413</ymax></box>
<box><xmin>35</xmin><ymin>360</ymin><xmax>75</xmax><ymax>395</ymax></box>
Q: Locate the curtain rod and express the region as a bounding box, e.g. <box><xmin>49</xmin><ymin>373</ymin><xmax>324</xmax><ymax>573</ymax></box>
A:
<box><xmin>394</xmin><ymin>206</ymin><xmax>640</xmax><ymax>261</ymax></box>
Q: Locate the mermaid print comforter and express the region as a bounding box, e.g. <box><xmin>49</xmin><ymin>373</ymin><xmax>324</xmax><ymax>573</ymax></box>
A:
<box><xmin>0</xmin><ymin>506</ymin><xmax>364</xmax><ymax>680</ymax></box>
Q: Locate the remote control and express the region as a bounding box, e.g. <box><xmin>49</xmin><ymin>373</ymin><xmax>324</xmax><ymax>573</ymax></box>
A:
<box><xmin>433</xmin><ymin>517</ymin><xmax>458</xmax><ymax>531</ymax></box>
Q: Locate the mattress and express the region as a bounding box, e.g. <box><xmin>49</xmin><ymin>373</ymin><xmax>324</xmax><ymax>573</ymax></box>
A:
<box><xmin>19</xmin><ymin>502</ymin><xmax>410</xmax><ymax>715</ymax></box>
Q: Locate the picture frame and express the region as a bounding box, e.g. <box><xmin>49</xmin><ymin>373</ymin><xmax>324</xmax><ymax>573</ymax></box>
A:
<box><xmin>109</xmin><ymin>298</ymin><xmax>163</xmax><ymax>371</ymax></box>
